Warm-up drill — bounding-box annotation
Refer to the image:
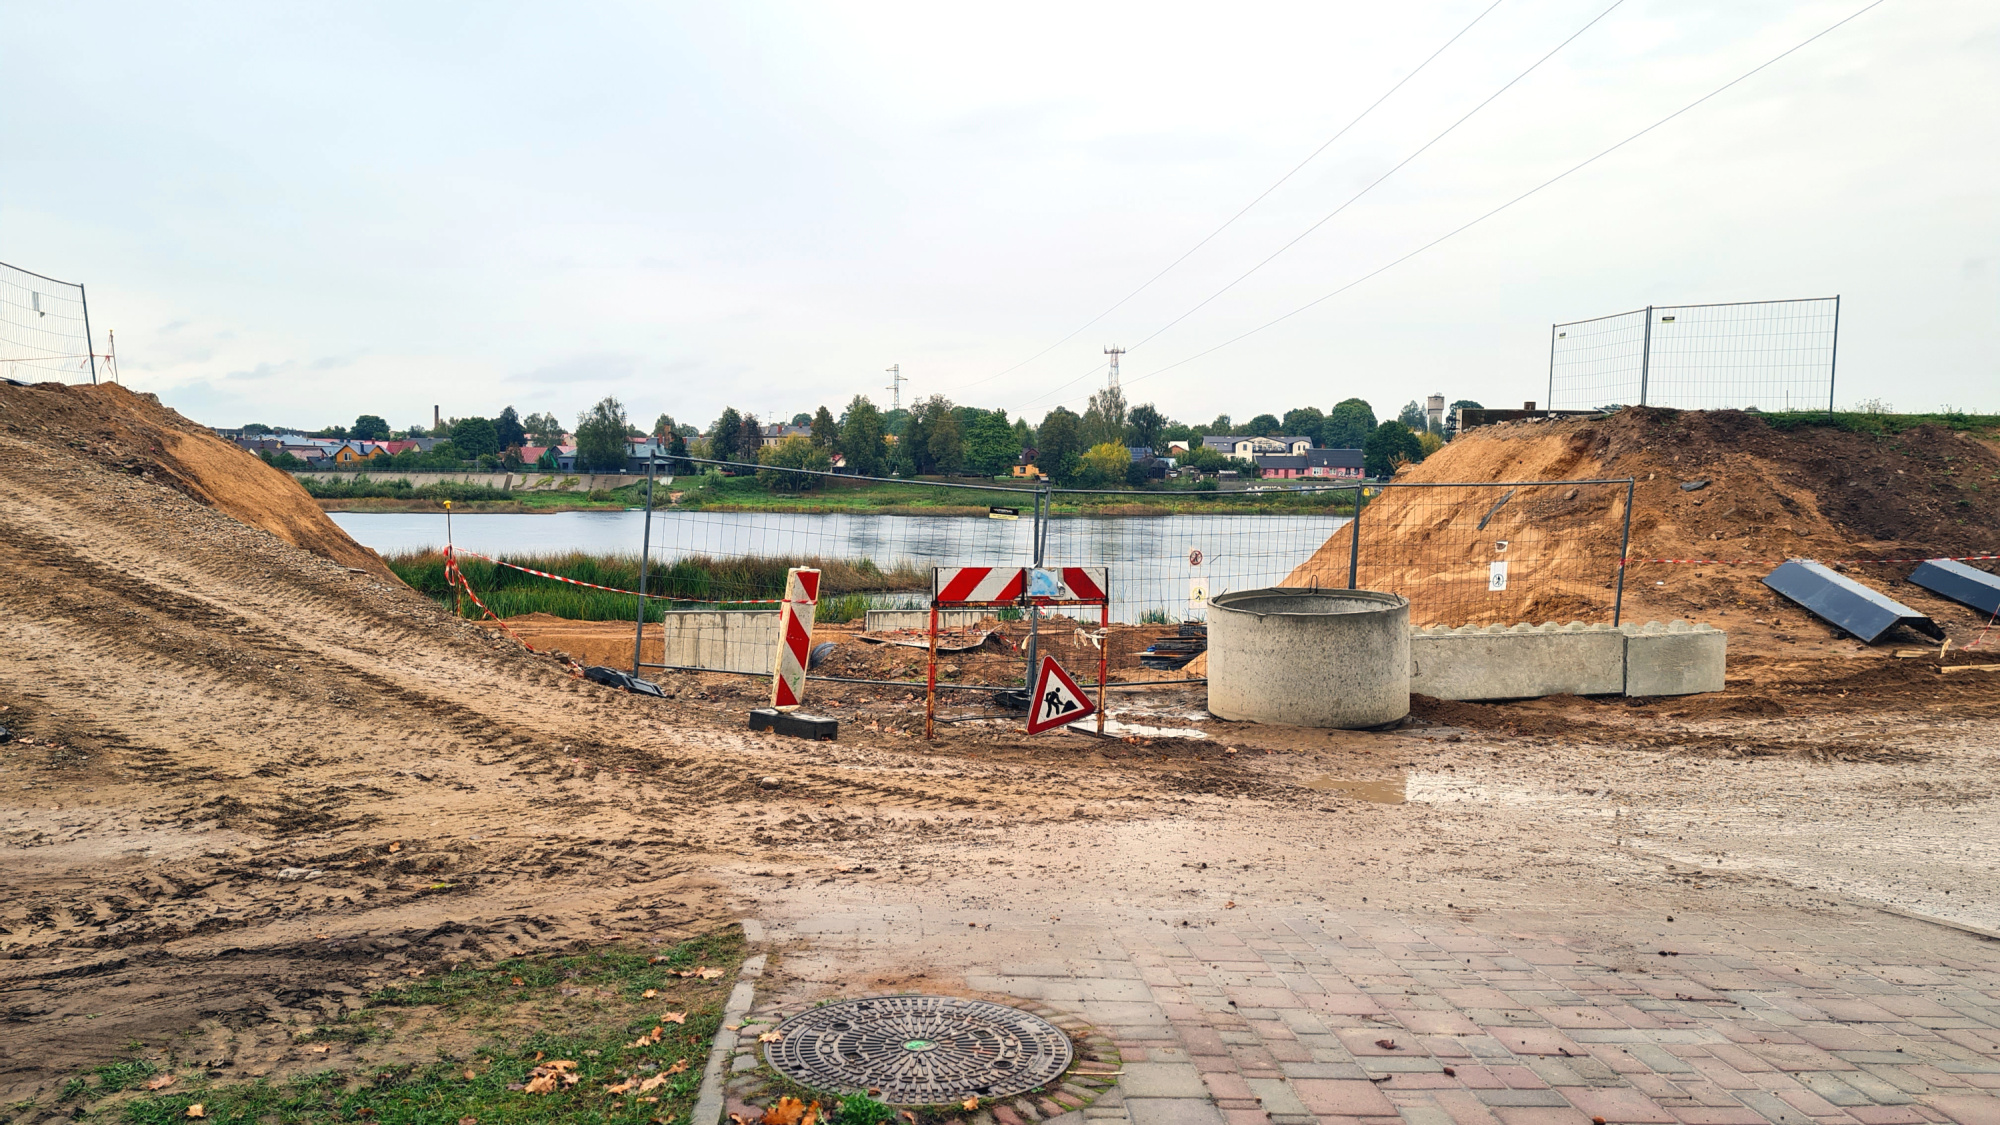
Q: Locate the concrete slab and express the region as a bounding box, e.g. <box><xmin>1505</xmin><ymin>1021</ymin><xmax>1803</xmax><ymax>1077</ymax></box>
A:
<box><xmin>1409</xmin><ymin>623</ymin><xmax>1625</xmax><ymax>701</ymax></box>
<box><xmin>1622</xmin><ymin>621</ymin><xmax>1726</xmax><ymax>696</ymax></box>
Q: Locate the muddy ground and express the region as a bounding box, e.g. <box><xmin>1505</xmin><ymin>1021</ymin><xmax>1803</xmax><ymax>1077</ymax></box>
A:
<box><xmin>5</xmin><ymin>386</ymin><xmax>2000</xmax><ymax>1107</ymax></box>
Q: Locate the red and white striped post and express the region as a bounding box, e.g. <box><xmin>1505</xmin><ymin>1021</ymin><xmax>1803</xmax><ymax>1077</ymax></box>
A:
<box><xmin>770</xmin><ymin>567</ymin><xmax>821</xmax><ymax>711</ymax></box>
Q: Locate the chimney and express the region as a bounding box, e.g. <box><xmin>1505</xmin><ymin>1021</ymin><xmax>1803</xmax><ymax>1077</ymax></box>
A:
<box><xmin>433</xmin><ymin>405</ymin><xmax>440</xmax><ymax>431</ymax></box>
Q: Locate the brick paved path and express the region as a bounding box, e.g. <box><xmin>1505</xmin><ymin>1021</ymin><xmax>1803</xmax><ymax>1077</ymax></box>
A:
<box><xmin>767</xmin><ymin>905</ymin><xmax>2000</xmax><ymax>1125</ymax></box>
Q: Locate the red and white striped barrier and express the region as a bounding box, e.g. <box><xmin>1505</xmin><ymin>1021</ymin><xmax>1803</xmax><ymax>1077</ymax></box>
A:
<box><xmin>931</xmin><ymin>566</ymin><xmax>1110</xmax><ymax>605</ymax></box>
<box><xmin>770</xmin><ymin>567</ymin><xmax>821</xmax><ymax>710</ymax></box>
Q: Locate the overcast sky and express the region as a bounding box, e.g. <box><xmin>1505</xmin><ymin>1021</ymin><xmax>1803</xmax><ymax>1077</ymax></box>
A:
<box><xmin>5</xmin><ymin>1</ymin><xmax>1996</xmax><ymax>433</ymax></box>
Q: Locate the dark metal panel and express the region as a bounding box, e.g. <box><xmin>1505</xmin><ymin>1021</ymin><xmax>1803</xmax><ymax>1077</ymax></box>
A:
<box><xmin>1909</xmin><ymin>558</ymin><xmax>2000</xmax><ymax>616</ymax></box>
<box><xmin>1762</xmin><ymin>559</ymin><xmax>1942</xmax><ymax>644</ymax></box>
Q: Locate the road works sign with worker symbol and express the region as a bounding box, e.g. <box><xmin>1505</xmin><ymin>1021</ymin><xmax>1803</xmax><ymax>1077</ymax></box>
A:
<box><xmin>1026</xmin><ymin>655</ymin><xmax>1096</xmax><ymax>734</ymax></box>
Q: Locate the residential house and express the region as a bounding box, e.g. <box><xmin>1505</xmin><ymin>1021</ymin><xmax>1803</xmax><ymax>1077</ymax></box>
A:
<box><xmin>1257</xmin><ymin>453</ymin><xmax>1307</xmax><ymax>479</ymax></box>
<box><xmin>1302</xmin><ymin>448</ymin><xmax>1365</xmax><ymax>479</ymax></box>
<box><xmin>1200</xmin><ymin>434</ymin><xmax>1313</xmax><ymax>458</ymax></box>
<box><xmin>760</xmin><ymin>422</ymin><xmax>813</xmax><ymax>447</ymax></box>
<box><xmin>281</xmin><ymin>444</ymin><xmax>329</xmax><ymax>464</ymax></box>
<box><xmin>1011</xmin><ymin>450</ymin><xmax>1043</xmax><ymax>480</ymax></box>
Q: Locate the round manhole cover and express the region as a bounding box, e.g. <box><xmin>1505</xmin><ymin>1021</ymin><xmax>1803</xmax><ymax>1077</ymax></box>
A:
<box><xmin>763</xmin><ymin>995</ymin><xmax>1074</xmax><ymax>1106</ymax></box>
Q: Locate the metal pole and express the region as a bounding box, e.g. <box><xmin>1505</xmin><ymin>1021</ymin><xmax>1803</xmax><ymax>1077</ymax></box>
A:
<box><xmin>79</xmin><ymin>284</ymin><xmax>98</xmax><ymax>384</ymax></box>
<box><xmin>1827</xmin><ymin>294</ymin><xmax>1841</xmax><ymax>415</ymax></box>
<box><xmin>1546</xmin><ymin>322</ymin><xmax>1557</xmax><ymax>414</ymax></box>
<box><xmin>446</xmin><ymin>501</ymin><xmax>459</xmax><ymax>617</ymax></box>
<box><xmin>631</xmin><ymin>457</ymin><xmax>656</xmax><ymax>675</ymax></box>
<box><xmin>1637</xmin><ymin>305</ymin><xmax>1654</xmax><ymax>407</ymax></box>
<box><xmin>1026</xmin><ymin>488</ymin><xmax>1048</xmax><ymax>687</ymax></box>
<box><xmin>1096</xmin><ymin>600</ymin><xmax>1108</xmax><ymax>734</ymax></box>
<box><xmin>1347</xmin><ymin>484</ymin><xmax>1363</xmax><ymax>590</ymax></box>
<box><xmin>1613</xmin><ymin>479</ymin><xmax>1635</xmax><ymax>627</ymax></box>
<box><xmin>924</xmin><ymin>601</ymin><xmax>940</xmax><ymax>739</ymax></box>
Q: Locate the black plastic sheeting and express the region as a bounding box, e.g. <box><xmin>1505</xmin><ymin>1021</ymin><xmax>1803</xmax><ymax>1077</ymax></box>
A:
<box><xmin>582</xmin><ymin>665</ymin><xmax>666</xmax><ymax>697</ymax></box>
<box><xmin>1908</xmin><ymin>559</ymin><xmax>2000</xmax><ymax>617</ymax></box>
<box><xmin>1762</xmin><ymin>559</ymin><xmax>1942</xmax><ymax>644</ymax></box>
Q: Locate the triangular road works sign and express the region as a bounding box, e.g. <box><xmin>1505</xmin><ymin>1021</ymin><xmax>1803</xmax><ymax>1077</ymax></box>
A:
<box><xmin>1026</xmin><ymin>655</ymin><xmax>1096</xmax><ymax>735</ymax></box>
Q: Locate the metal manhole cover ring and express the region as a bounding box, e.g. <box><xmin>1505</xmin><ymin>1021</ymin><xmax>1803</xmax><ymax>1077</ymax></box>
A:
<box><xmin>764</xmin><ymin>995</ymin><xmax>1074</xmax><ymax>1105</ymax></box>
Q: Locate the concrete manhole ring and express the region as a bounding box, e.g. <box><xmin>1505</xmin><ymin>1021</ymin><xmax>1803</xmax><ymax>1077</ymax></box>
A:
<box><xmin>762</xmin><ymin>995</ymin><xmax>1074</xmax><ymax>1106</ymax></box>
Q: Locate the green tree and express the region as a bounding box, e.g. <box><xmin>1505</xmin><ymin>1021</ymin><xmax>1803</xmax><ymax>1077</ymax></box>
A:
<box><xmin>574</xmin><ymin>397</ymin><xmax>631</xmax><ymax>472</ymax></box>
<box><xmin>1398</xmin><ymin>400</ymin><xmax>1428</xmax><ymax>431</ymax></box>
<box><xmin>838</xmin><ymin>396</ymin><xmax>888</xmax><ymax>476</ymax></box>
<box><xmin>1207</xmin><ymin>414</ymin><xmax>1233</xmax><ymax>434</ymax></box>
<box><xmin>1363</xmin><ymin>419</ymin><xmax>1423</xmax><ymax>477</ymax></box>
<box><xmin>1126</xmin><ymin>403</ymin><xmax>1165</xmax><ymax>452</ymax></box>
<box><xmin>1081</xmin><ymin>386</ymin><xmax>1127</xmax><ymax>447</ymax></box>
<box><xmin>709</xmin><ymin>407</ymin><xmax>743</xmax><ymax>465</ymax></box>
<box><xmin>1281</xmin><ymin>407</ymin><xmax>1324</xmax><ymax>443</ymax></box>
<box><xmin>790</xmin><ymin>412</ymin><xmax>812</xmax><ymax>427</ymax></box>
<box><xmin>494</xmin><ymin>406</ymin><xmax>526</xmax><ymax>450</ymax></box>
<box><xmin>450</xmin><ymin>417</ymin><xmax>500</xmax><ymax>457</ymax></box>
<box><xmin>521</xmin><ymin>411</ymin><xmax>564</xmax><ymax>445</ymax></box>
<box><xmin>1443</xmin><ymin>399</ymin><xmax>1482</xmax><ymax>440</ymax></box>
<box><xmin>1182</xmin><ymin>444</ymin><xmax>1228</xmax><ymax>473</ymax></box>
<box><xmin>963</xmin><ymin>409</ymin><xmax>1021</xmax><ymax>476</ymax></box>
<box><xmin>1320</xmin><ymin>398</ymin><xmax>1376</xmax><ymax>449</ymax></box>
<box><xmin>756</xmin><ymin>435</ymin><xmax>831</xmax><ymax>493</ymax></box>
<box><xmin>1077</xmin><ymin>441</ymin><xmax>1131</xmax><ymax>487</ymax></box>
<box><xmin>1244</xmin><ymin>413</ymin><xmax>1281</xmax><ymax>437</ymax></box>
<box><xmin>351</xmin><ymin>414</ymin><xmax>391</xmax><ymax>441</ymax></box>
<box><xmin>737</xmin><ymin>413</ymin><xmax>765</xmax><ymax>466</ymax></box>
<box><xmin>651</xmin><ymin>413</ymin><xmax>679</xmax><ymax>439</ymax></box>
<box><xmin>922</xmin><ymin>397</ymin><xmax>963</xmax><ymax>475</ymax></box>
<box><xmin>810</xmin><ymin>405</ymin><xmax>838</xmax><ymax>450</ymax></box>
<box><xmin>1036</xmin><ymin>407</ymin><xmax>1085</xmax><ymax>483</ymax></box>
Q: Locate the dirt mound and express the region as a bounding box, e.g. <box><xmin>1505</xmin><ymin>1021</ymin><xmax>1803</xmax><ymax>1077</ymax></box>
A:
<box><xmin>1286</xmin><ymin>408</ymin><xmax>2000</xmax><ymax>633</ymax></box>
<box><xmin>0</xmin><ymin>381</ymin><xmax>394</xmax><ymax>580</ymax></box>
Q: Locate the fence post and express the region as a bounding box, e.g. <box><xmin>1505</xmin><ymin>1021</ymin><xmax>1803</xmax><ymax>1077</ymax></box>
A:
<box><xmin>924</xmin><ymin>601</ymin><xmax>940</xmax><ymax>740</ymax></box>
<box><xmin>79</xmin><ymin>284</ymin><xmax>98</xmax><ymax>385</ymax></box>
<box><xmin>1638</xmin><ymin>305</ymin><xmax>1654</xmax><ymax>407</ymax></box>
<box><xmin>1827</xmin><ymin>294</ymin><xmax>1841</xmax><ymax>415</ymax></box>
<box><xmin>1347</xmin><ymin>484</ymin><xmax>1363</xmax><ymax>590</ymax></box>
<box><xmin>1613</xmin><ymin>478</ymin><xmax>1635</xmax><ymax>627</ymax></box>
<box><xmin>1546</xmin><ymin>322</ymin><xmax>1557</xmax><ymax>413</ymax></box>
<box><xmin>631</xmin><ymin>457</ymin><xmax>656</xmax><ymax>675</ymax></box>
<box><xmin>1025</xmin><ymin>487</ymin><xmax>1048</xmax><ymax>688</ymax></box>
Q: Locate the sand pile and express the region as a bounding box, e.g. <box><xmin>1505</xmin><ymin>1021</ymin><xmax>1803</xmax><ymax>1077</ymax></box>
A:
<box><xmin>1283</xmin><ymin>407</ymin><xmax>2000</xmax><ymax>628</ymax></box>
<box><xmin>0</xmin><ymin>380</ymin><xmax>395</xmax><ymax>580</ymax></box>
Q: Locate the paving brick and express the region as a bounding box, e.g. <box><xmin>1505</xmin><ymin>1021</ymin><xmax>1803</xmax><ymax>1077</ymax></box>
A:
<box><xmin>1241</xmin><ymin>1078</ymin><xmax>1307</xmax><ymax>1116</ymax></box>
<box><xmin>1124</xmin><ymin>1099</ymin><xmax>1227</xmax><ymax>1125</ymax></box>
<box><xmin>1746</xmin><ymin>1043</ymin><xmax>1858</xmax><ymax>1073</ymax></box>
<box><xmin>1843</xmin><ymin>1109</ymin><xmax>1934</xmax><ymax>1125</ymax></box>
<box><xmin>1664</xmin><ymin>1107</ymin><xmax>1770</xmax><ymax>1124</ymax></box>
<box><xmin>1562</xmin><ymin>1086</ymin><xmax>1679</xmax><ymax>1123</ymax></box>
<box><xmin>1121</xmin><ymin>1064</ymin><xmax>1210</xmax><ymax>1099</ymax></box>
<box><xmin>1489</xmin><ymin>1107</ymin><xmax>1594</xmax><ymax>1125</ymax></box>
<box><xmin>1476</xmin><ymin>1090</ymin><xmax>1574</xmax><ymax>1108</ymax></box>
<box><xmin>1489</xmin><ymin>1029</ymin><xmax>1590</xmax><ymax>1057</ymax></box>
<box><xmin>1793</xmin><ymin>1072</ymin><xmax>1873</xmax><ymax>1107</ymax></box>
<box><xmin>1289</xmin><ymin>1078</ymin><xmax>1398</xmax><ymax>1117</ymax></box>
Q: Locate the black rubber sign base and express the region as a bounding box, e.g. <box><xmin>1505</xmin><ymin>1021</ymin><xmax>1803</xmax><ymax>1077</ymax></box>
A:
<box><xmin>748</xmin><ymin>708</ymin><xmax>837</xmax><ymax>740</ymax></box>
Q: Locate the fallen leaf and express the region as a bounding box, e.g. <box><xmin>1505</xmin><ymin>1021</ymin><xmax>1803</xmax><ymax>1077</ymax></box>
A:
<box><xmin>1224</xmin><ymin>901</ymin><xmax>1237</xmax><ymax>908</ymax></box>
<box><xmin>640</xmin><ymin>1096</ymin><xmax>659</xmax><ymax>1104</ymax></box>
<box><xmin>464</xmin><ymin>1068</ymin><xmax>477</xmax><ymax>1080</ymax></box>
<box><xmin>144</xmin><ymin>1074</ymin><xmax>177</xmax><ymax>1090</ymax></box>
<box><xmin>388</xmin><ymin>842</ymin><xmax>402</xmax><ymax>853</ymax></box>
<box><xmin>762</xmin><ymin>1096</ymin><xmax>816</xmax><ymax>1125</ymax></box>
<box><xmin>313</xmin><ymin>1046</ymin><xmax>330</xmax><ymax>1054</ymax></box>
<box><xmin>525</xmin><ymin>1074</ymin><xmax>558</xmax><ymax>1094</ymax></box>
<box><xmin>963</xmin><ymin>1097</ymin><xmax>980</xmax><ymax>1111</ymax></box>
<box><xmin>459</xmin><ymin>1118</ymin><xmax>478</xmax><ymax>1125</ymax></box>
<box><xmin>697</xmin><ymin>967</ymin><xmax>725</xmax><ymax>979</ymax></box>
<box><xmin>662</xmin><ymin>1011</ymin><xmax>687</xmax><ymax>1024</ymax></box>
<box><xmin>900</xmin><ymin>1113</ymin><xmax>918</xmax><ymax>1124</ymax></box>
<box><xmin>639</xmin><ymin>1073</ymin><xmax>670</xmax><ymax>1091</ymax></box>
<box><xmin>186</xmin><ymin>1107</ymin><xmax>206</xmax><ymax>1120</ymax></box>
<box><xmin>1375</xmin><ymin>1039</ymin><xmax>1398</xmax><ymax>1050</ymax></box>
<box><xmin>665</xmin><ymin>1058</ymin><xmax>690</xmax><ymax>1075</ymax></box>
<box><xmin>642</xmin><ymin>988</ymin><xmax>659</xmax><ymax>999</ymax></box>
<box><xmin>1443</xmin><ymin>1066</ymin><xmax>1456</xmax><ymax>1077</ymax></box>
<box><xmin>512</xmin><ymin>976</ymin><xmax>525</xmax><ymax>986</ymax></box>
<box><xmin>757</xmin><ymin>1031</ymin><xmax>783</xmax><ymax>1043</ymax></box>
<box><xmin>606</xmin><ymin>1078</ymin><xmax>639</xmax><ymax>1094</ymax></box>
<box><xmin>730</xmin><ymin>1115</ymin><xmax>753</xmax><ymax>1125</ymax></box>
<box><xmin>628</xmin><ymin>1025</ymin><xmax>663</xmax><ymax>1047</ymax></box>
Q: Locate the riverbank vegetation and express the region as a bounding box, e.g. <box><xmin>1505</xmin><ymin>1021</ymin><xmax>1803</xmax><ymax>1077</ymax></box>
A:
<box><xmin>385</xmin><ymin>549</ymin><xmax>927</xmax><ymax>623</ymax></box>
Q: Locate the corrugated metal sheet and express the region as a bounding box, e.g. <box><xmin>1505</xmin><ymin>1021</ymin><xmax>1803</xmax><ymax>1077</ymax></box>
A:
<box><xmin>1908</xmin><ymin>558</ymin><xmax>2000</xmax><ymax>617</ymax></box>
<box><xmin>1761</xmin><ymin>559</ymin><xmax>1941</xmax><ymax>644</ymax></box>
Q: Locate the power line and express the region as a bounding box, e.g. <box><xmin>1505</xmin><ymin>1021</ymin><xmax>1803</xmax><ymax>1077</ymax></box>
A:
<box><xmin>950</xmin><ymin>0</ymin><xmax>1510</xmax><ymax>397</ymax></box>
<box><xmin>1099</xmin><ymin>0</ymin><xmax>1891</xmax><ymax>402</ymax></box>
<box><xmin>1014</xmin><ymin>0</ymin><xmax>1628</xmax><ymax>416</ymax></box>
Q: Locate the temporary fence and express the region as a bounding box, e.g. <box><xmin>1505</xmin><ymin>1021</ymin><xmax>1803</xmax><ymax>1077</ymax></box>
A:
<box><xmin>0</xmin><ymin>259</ymin><xmax>98</xmax><ymax>385</ymax></box>
<box><xmin>593</xmin><ymin>458</ymin><xmax>1637</xmax><ymax>695</ymax></box>
<box><xmin>1548</xmin><ymin>296</ymin><xmax>1840</xmax><ymax>414</ymax></box>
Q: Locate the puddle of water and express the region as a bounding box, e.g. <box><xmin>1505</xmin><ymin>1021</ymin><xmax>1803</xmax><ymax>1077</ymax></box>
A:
<box><xmin>1304</xmin><ymin>774</ymin><xmax>1406</xmax><ymax>804</ymax></box>
<box><xmin>1073</xmin><ymin>718</ymin><xmax>1209</xmax><ymax>739</ymax></box>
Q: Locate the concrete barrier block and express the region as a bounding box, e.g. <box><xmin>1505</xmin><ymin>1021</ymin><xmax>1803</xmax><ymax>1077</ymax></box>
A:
<box><xmin>1621</xmin><ymin>620</ymin><xmax>1726</xmax><ymax>696</ymax></box>
<box><xmin>658</xmin><ymin>610</ymin><xmax>780</xmax><ymax>674</ymax></box>
<box><xmin>862</xmin><ymin>608</ymin><xmax>995</xmax><ymax>632</ymax></box>
<box><xmin>1409</xmin><ymin>621</ymin><xmax>1625</xmax><ymax>701</ymax></box>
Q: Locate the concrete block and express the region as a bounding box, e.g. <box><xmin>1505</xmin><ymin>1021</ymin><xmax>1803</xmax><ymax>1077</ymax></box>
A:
<box><xmin>1622</xmin><ymin>620</ymin><xmax>1726</xmax><ymax>696</ymax></box>
<box><xmin>1408</xmin><ymin>622</ymin><xmax>1624</xmax><ymax>701</ymax></box>
<box><xmin>657</xmin><ymin>609</ymin><xmax>780</xmax><ymax>674</ymax></box>
<box><xmin>863</xmin><ymin>608</ymin><xmax>996</xmax><ymax>631</ymax></box>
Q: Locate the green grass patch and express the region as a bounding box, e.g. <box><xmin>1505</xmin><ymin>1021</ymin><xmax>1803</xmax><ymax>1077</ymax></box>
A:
<box><xmin>80</xmin><ymin>930</ymin><xmax>744</xmax><ymax>1125</ymax></box>
<box><xmin>1759</xmin><ymin>410</ymin><xmax>2000</xmax><ymax>437</ymax></box>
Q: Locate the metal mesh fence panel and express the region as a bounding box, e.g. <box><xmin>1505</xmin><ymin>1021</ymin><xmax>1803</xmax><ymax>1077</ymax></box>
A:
<box><xmin>1285</xmin><ymin>480</ymin><xmax>1635</xmax><ymax>628</ymax></box>
<box><xmin>635</xmin><ymin>461</ymin><xmax>1043</xmax><ymax>690</ymax></box>
<box><xmin>1549</xmin><ymin>297</ymin><xmax>1838</xmax><ymax>413</ymax></box>
<box><xmin>0</xmin><ymin>260</ymin><xmax>95</xmax><ymax>384</ymax></box>
<box><xmin>1042</xmin><ymin>486</ymin><xmax>1359</xmax><ymax>624</ymax></box>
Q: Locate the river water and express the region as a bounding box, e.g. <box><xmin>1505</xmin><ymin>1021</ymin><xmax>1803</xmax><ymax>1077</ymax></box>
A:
<box><xmin>330</xmin><ymin>510</ymin><xmax>1350</xmax><ymax>621</ymax></box>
